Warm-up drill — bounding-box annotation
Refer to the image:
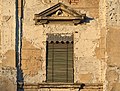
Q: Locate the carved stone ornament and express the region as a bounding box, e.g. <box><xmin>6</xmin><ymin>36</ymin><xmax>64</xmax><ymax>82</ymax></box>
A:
<box><xmin>34</xmin><ymin>3</ymin><xmax>86</xmax><ymax>25</ymax></box>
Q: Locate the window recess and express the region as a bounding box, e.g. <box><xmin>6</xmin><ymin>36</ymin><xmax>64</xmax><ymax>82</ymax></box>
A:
<box><xmin>46</xmin><ymin>34</ymin><xmax>74</xmax><ymax>83</ymax></box>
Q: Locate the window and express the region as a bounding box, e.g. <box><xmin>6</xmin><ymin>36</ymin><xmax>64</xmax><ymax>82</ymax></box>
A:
<box><xmin>46</xmin><ymin>34</ymin><xmax>74</xmax><ymax>83</ymax></box>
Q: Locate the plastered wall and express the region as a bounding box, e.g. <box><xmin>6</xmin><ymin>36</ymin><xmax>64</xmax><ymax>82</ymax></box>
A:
<box><xmin>21</xmin><ymin>0</ymin><xmax>104</xmax><ymax>85</ymax></box>
<box><xmin>0</xmin><ymin>0</ymin><xmax>16</xmax><ymax>91</ymax></box>
<box><xmin>105</xmin><ymin>0</ymin><xmax>120</xmax><ymax>91</ymax></box>
<box><xmin>0</xmin><ymin>0</ymin><xmax>120</xmax><ymax>91</ymax></box>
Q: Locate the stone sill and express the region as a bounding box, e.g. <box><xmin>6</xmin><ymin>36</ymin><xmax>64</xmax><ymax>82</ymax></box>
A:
<box><xmin>20</xmin><ymin>83</ymin><xmax>103</xmax><ymax>89</ymax></box>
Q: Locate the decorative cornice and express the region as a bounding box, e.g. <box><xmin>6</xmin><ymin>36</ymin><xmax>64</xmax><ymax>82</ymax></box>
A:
<box><xmin>34</xmin><ymin>3</ymin><xmax>86</xmax><ymax>25</ymax></box>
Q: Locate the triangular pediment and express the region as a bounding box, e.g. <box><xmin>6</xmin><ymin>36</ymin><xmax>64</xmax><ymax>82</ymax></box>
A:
<box><xmin>34</xmin><ymin>3</ymin><xmax>86</xmax><ymax>25</ymax></box>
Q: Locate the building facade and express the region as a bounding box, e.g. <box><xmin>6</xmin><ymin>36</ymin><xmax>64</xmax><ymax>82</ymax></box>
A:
<box><xmin>0</xmin><ymin>0</ymin><xmax>120</xmax><ymax>91</ymax></box>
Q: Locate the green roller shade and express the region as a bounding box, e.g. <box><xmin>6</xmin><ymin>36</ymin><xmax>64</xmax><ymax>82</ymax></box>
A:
<box><xmin>46</xmin><ymin>41</ymin><xmax>74</xmax><ymax>83</ymax></box>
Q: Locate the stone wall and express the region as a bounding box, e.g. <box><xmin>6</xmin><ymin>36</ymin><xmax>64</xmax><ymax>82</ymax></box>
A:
<box><xmin>106</xmin><ymin>0</ymin><xmax>120</xmax><ymax>26</ymax></box>
<box><xmin>0</xmin><ymin>0</ymin><xmax>16</xmax><ymax>91</ymax></box>
<box><xmin>0</xmin><ymin>0</ymin><xmax>120</xmax><ymax>91</ymax></box>
<box><xmin>105</xmin><ymin>0</ymin><xmax>120</xmax><ymax>91</ymax></box>
<box><xmin>21</xmin><ymin>0</ymin><xmax>103</xmax><ymax>86</ymax></box>
<box><xmin>106</xmin><ymin>27</ymin><xmax>120</xmax><ymax>91</ymax></box>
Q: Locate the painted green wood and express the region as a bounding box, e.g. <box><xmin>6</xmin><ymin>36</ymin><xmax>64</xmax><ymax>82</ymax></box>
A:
<box><xmin>47</xmin><ymin>42</ymin><xmax>73</xmax><ymax>82</ymax></box>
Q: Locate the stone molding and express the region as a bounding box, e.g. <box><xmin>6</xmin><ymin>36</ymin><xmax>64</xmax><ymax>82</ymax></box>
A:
<box><xmin>34</xmin><ymin>3</ymin><xmax>86</xmax><ymax>25</ymax></box>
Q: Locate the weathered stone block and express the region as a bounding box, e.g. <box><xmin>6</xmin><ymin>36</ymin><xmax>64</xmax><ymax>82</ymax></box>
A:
<box><xmin>22</xmin><ymin>49</ymin><xmax>41</xmax><ymax>60</ymax></box>
<box><xmin>22</xmin><ymin>59</ymin><xmax>42</xmax><ymax>76</ymax></box>
<box><xmin>22</xmin><ymin>38</ymin><xmax>37</xmax><ymax>49</ymax></box>
<box><xmin>107</xmin><ymin>27</ymin><xmax>120</xmax><ymax>67</ymax></box>
<box><xmin>2</xmin><ymin>50</ymin><xmax>15</xmax><ymax>68</ymax></box>
<box><xmin>0</xmin><ymin>76</ymin><xmax>16</xmax><ymax>91</ymax></box>
<box><xmin>79</xmin><ymin>73</ymin><xmax>93</xmax><ymax>83</ymax></box>
<box><xmin>111</xmin><ymin>83</ymin><xmax>120</xmax><ymax>91</ymax></box>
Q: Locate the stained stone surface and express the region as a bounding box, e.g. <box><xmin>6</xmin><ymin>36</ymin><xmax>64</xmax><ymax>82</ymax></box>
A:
<box><xmin>0</xmin><ymin>0</ymin><xmax>120</xmax><ymax>91</ymax></box>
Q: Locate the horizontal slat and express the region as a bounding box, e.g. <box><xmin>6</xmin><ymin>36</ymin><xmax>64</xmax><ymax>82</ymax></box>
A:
<box><xmin>48</xmin><ymin>66</ymin><xmax>72</xmax><ymax>69</ymax></box>
<box><xmin>54</xmin><ymin>54</ymin><xmax>67</xmax><ymax>57</ymax></box>
<box><xmin>47</xmin><ymin>72</ymin><xmax>73</xmax><ymax>75</ymax></box>
<box><xmin>48</xmin><ymin>46</ymin><xmax>73</xmax><ymax>48</ymax></box>
<box><xmin>54</xmin><ymin>77</ymin><xmax>67</xmax><ymax>79</ymax></box>
<box><xmin>54</xmin><ymin>49</ymin><xmax>67</xmax><ymax>51</ymax></box>
<box><xmin>53</xmin><ymin>80</ymin><xmax>67</xmax><ymax>82</ymax></box>
<box><xmin>52</xmin><ymin>59</ymin><xmax>67</xmax><ymax>62</ymax></box>
<box><xmin>47</xmin><ymin>44</ymin><xmax>53</xmax><ymax>48</ymax></box>
<box><xmin>53</xmin><ymin>59</ymin><xmax>67</xmax><ymax>61</ymax></box>
<box><xmin>54</xmin><ymin>44</ymin><xmax>67</xmax><ymax>48</ymax></box>
<box><xmin>47</xmin><ymin>63</ymin><xmax>73</xmax><ymax>66</ymax></box>
<box><xmin>47</xmin><ymin>74</ymin><xmax>73</xmax><ymax>79</ymax></box>
<box><xmin>48</xmin><ymin>49</ymin><xmax>73</xmax><ymax>52</ymax></box>
<box><xmin>54</xmin><ymin>77</ymin><xmax>66</xmax><ymax>81</ymax></box>
<box><xmin>53</xmin><ymin>59</ymin><xmax>73</xmax><ymax>61</ymax></box>
<box><xmin>47</xmin><ymin>58</ymin><xmax>53</xmax><ymax>60</ymax></box>
<box><xmin>47</xmin><ymin>69</ymin><xmax>73</xmax><ymax>71</ymax></box>
<box><xmin>48</xmin><ymin>52</ymin><xmax>53</xmax><ymax>55</ymax></box>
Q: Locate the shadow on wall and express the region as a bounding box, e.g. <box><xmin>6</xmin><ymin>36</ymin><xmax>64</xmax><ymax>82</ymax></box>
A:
<box><xmin>78</xmin><ymin>83</ymin><xmax>85</xmax><ymax>91</ymax></box>
<box><xmin>15</xmin><ymin>0</ymin><xmax>24</xmax><ymax>91</ymax></box>
<box><xmin>80</xmin><ymin>16</ymin><xmax>94</xmax><ymax>24</ymax></box>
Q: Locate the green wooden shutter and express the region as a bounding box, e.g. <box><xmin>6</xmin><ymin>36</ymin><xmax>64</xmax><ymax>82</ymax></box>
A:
<box><xmin>54</xmin><ymin>43</ymin><xmax>67</xmax><ymax>82</ymax></box>
<box><xmin>67</xmin><ymin>43</ymin><xmax>74</xmax><ymax>82</ymax></box>
<box><xmin>47</xmin><ymin>42</ymin><xmax>53</xmax><ymax>82</ymax></box>
<box><xmin>46</xmin><ymin>36</ymin><xmax>73</xmax><ymax>83</ymax></box>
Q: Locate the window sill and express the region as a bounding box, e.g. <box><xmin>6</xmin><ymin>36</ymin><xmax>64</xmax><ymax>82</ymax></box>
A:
<box><xmin>21</xmin><ymin>82</ymin><xmax>103</xmax><ymax>89</ymax></box>
<box><xmin>38</xmin><ymin>83</ymin><xmax>103</xmax><ymax>89</ymax></box>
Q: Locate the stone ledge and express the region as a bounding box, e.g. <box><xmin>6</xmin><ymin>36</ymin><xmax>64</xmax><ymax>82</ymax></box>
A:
<box><xmin>20</xmin><ymin>83</ymin><xmax>103</xmax><ymax>90</ymax></box>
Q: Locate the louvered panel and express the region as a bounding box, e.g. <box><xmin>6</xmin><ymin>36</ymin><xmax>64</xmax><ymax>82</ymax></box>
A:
<box><xmin>47</xmin><ymin>41</ymin><xmax>73</xmax><ymax>83</ymax></box>
<box><xmin>68</xmin><ymin>64</ymin><xmax>73</xmax><ymax>70</ymax></box>
<box><xmin>67</xmin><ymin>44</ymin><xmax>73</xmax><ymax>82</ymax></box>
<box><xmin>48</xmin><ymin>43</ymin><xmax>53</xmax><ymax>47</ymax></box>
<box><xmin>67</xmin><ymin>49</ymin><xmax>73</xmax><ymax>52</ymax></box>
<box><xmin>54</xmin><ymin>76</ymin><xmax>67</xmax><ymax>79</ymax></box>
<box><xmin>53</xmin><ymin>59</ymin><xmax>67</xmax><ymax>62</ymax></box>
<box><xmin>54</xmin><ymin>48</ymin><xmax>67</xmax><ymax>52</ymax></box>
<box><xmin>48</xmin><ymin>52</ymin><xmax>53</xmax><ymax>59</ymax></box>
<box><xmin>54</xmin><ymin>64</ymin><xmax>67</xmax><ymax>67</ymax></box>
<box><xmin>54</xmin><ymin>78</ymin><xmax>66</xmax><ymax>82</ymax></box>
<box><xmin>69</xmin><ymin>55</ymin><xmax>73</xmax><ymax>60</ymax></box>
<box><xmin>68</xmin><ymin>75</ymin><xmax>74</xmax><ymax>82</ymax></box>
<box><xmin>68</xmin><ymin>43</ymin><xmax>73</xmax><ymax>46</ymax></box>
<box><xmin>54</xmin><ymin>45</ymin><xmax>67</xmax><ymax>82</ymax></box>
<box><xmin>54</xmin><ymin>54</ymin><xmax>67</xmax><ymax>58</ymax></box>
<box><xmin>54</xmin><ymin>44</ymin><xmax>67</xmax><ymax>48</ymax></box>
<box><xmin>68</xmin><ymin>43</ymin><xmax>73</xmax><ymax>63</ymax></box>
<box><xmin>47</xmin><ymin>57</ymin><xmax>53</xmax><ymax>60</ymax></box>
<box><xmin>53</xmin><ymin>67</ymin><xmax>68</xmax><ymax>70</ymax></box>
<box><xmin>48</xmin><ymin>49</ymin><xmax>53</xmax><ymax>51</ymax></box>
<box><xmin>47</xmin><ymin>70</ymin><xmax>52</xmax><ymax>82</ymax></box>
<box><xmin>53</xmin><ymin>72</ymin><xmax>66</xmax><ymax>75</ymax></box>
<box><xmin>68</xmin><ymin>68</ymin><xmax>74</xmax><ymax>81</ymax></box>
<box><xmin>48</xmin><ymin>50</ymin><xmax>53</xmax><ymax>54</ymax></box>
<box><xmin>54</xmin><ymin>73</ymin><xmax>67</xmax><ymax>82</ymax></box>
<box><xmin>47</xmin><ymin>43</ymin><xmax>53</xmax><ymax>82</ymax></box>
